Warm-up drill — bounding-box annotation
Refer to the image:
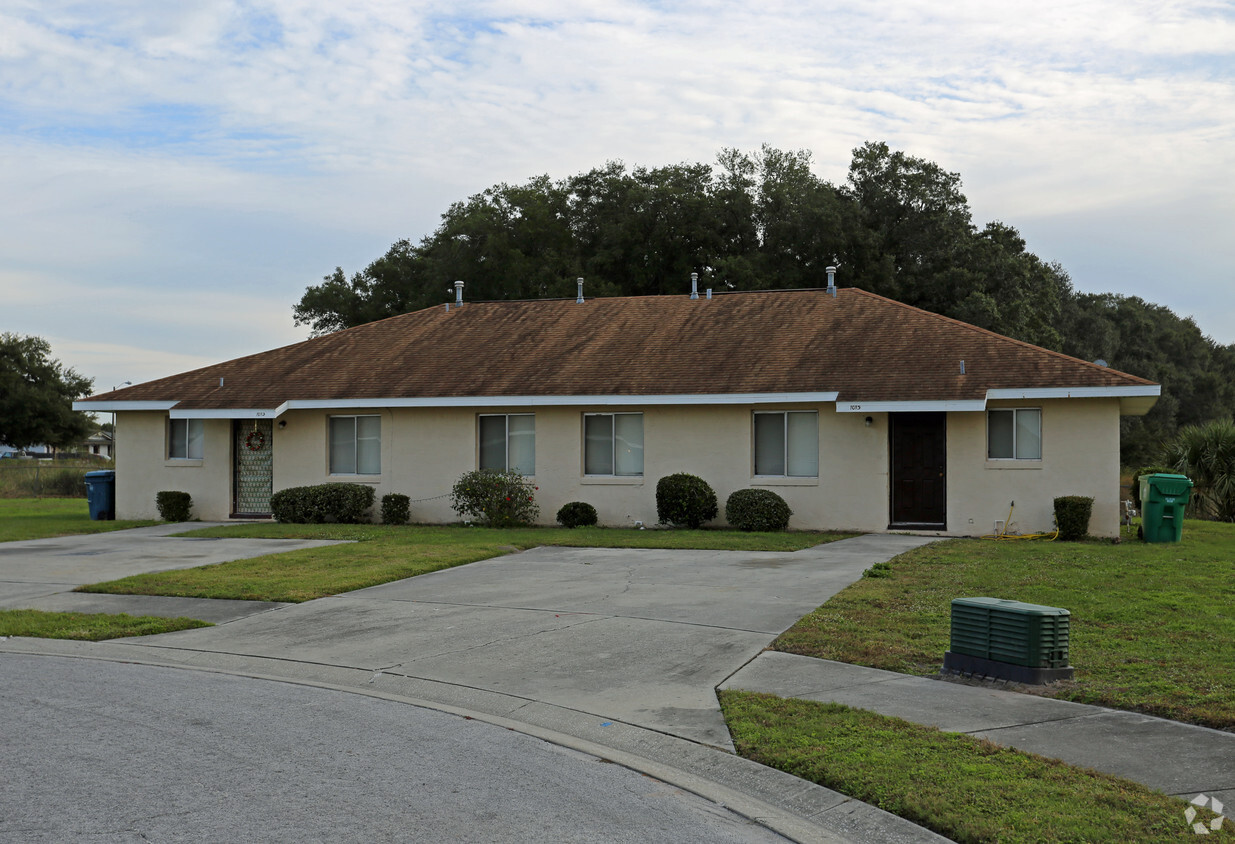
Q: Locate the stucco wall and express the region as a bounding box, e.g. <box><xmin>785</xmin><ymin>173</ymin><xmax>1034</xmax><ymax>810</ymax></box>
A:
<box><xmin>947</xmin><ymin>398</ymin><xmax>1121</xmax><ymax>538</ymax></box>
<box><xmin>115</xmin><ymin>412</ymin><xmax>234</xmax><ymax>520</ymax></box>
<box><xmin>114</xmin><ymin>399</ymin><xmax>1122</xmax><ymax>536</ymax></box>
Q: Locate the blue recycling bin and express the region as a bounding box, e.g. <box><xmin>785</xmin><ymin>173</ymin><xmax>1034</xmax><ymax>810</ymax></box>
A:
<box><xmin>84</xmin><ymin>470</ymin><xmax>116</xmax><ymax>520</ymax></box>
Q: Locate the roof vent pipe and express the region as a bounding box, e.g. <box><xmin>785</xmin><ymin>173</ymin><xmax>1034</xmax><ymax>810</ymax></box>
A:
<box><xmin>454</xmin><ymin>280</ymin><xmax>464</xmax><ymax>306</ymax></box>
<box><xmin>577</xmin><ymin>277</ymin><xmax>585</xmax><ymax>304</ymax></box>
<box><xmin>706</xmin><ymin>288</ymin><xmax>712</xmax><ymax>299</ymax></box>
<box><xmin>690</xmin><ymin>272</ymin><xmax>699</xmax><ymax>300</ymax></box>
<box><xmin>826</xmin><ymin>266</ymin><xmax>837</xmax><ymax>297</ymax></box>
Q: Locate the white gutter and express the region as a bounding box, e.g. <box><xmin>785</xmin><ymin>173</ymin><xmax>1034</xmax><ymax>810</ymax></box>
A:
<box><xmin>73</xmin><ymin>400</ymin><xmax>177</xmax><ymax>412</ymax></box>
<box><xmin>276</xmin><ymin>392</ymin><xmax>840</xmax><ymax>412</ymax></box>
<box><xmin>985</xmin><ymin>386</ymin><xmax>1160</xmax><ymax>400</ymax></box>
<box><xmin>836</xmin><ymin>385</ymin><xmax>1160</xmax><ymax>415</ymax></box>
<box><xmin>836</xmin><ymin>400</ymin><xmax>988</xmax><ymax>413</ymax></box>
<box><xmin>168</xmin><ymin>408</ymin><xmax>279</xmax><ymax>420</ymax></box>
<box><xmin>81</xmin><ymin>384</ymin><xmax>1160</xmax><ymax>418</ymax></box>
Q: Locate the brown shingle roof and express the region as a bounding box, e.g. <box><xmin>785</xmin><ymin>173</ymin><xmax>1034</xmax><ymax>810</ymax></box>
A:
<box><xmin>81</xmin><ymin>288</ymin><xmax>1155</xmax><ymax>408</ymax></box>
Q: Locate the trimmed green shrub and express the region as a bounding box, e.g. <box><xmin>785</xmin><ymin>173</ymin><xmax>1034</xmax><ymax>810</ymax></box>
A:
<box><xmin>556</xmin><ymin>501</ymin><xmax>598</xmax><ymax>528</ymax></box>
<box><xmin>381</xmin><ymin>493</ymin><xmax>411</xmax><ymax>525</ymax></box>
<box><xmin>1130</xmin><ymin>465</ymin><xmax>1170</xmax><ymax>511</ymax></box>
<box><xmin>725</xmin><ymin>488</ymin><xmax>792</xmax><ymax>532</ymax></box>
<box><xmin>450</xmin><ymin>469</ymin><xmax>539</xmax><ymax>527</ymax></box>
<box><xmin>270</xmin><ymin>483</ymin><xmax>375</xmax><ymax>524</ymax></box>
<box><xmin>656</xmin><ymin>473</ymin><xmax>718</xmax><ymax>529</ymax></box>
<box><xmin>1054</xmin><ymin>495</ymin><xmax>1094</xmax><ymax>541</ymax></box>
<box><xmin>156</xmin><ymin>491</ymin><xmax>192</xmax><ymax>522</ymax></box>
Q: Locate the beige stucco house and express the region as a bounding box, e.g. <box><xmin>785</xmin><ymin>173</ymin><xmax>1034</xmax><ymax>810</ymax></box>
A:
<box><xmin>76</xmin><ymin>287</ymin><xmax>1159</xmax><ymax>537</ymax></box>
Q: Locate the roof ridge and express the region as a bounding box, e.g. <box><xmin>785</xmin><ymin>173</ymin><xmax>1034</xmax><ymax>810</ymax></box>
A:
<box><xmin>845</xmin><ymin>289</ymin><xmax>1155</xmax><ymax>386</ymax></box>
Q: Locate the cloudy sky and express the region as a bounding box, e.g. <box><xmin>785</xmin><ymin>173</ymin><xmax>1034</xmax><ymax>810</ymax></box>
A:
<box><xmin>3</xmin><ymin>0</ymin><xmax>1233</xmax><ymax>398</ymax></box>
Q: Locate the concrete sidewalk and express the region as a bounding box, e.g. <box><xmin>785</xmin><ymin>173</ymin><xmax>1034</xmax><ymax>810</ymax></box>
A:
<box><xmin>723</xmin><ymin>652</ymin><xmax>1235</xmax><ymax>808</ymax></box>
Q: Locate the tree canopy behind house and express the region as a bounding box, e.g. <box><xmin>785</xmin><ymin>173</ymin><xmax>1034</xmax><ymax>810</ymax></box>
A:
<box><xmin>293</xmin><ymin>142</ymin><xmax>1235</xmax><ymax>467</ymax></box>
<box><xmin>0</xmin><ymin>333</ymin><xmax>95</xmax><ymax>450</ymax></box>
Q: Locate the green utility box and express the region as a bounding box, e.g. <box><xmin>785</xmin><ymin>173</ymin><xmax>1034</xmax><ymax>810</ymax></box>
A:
<box><xmin>1139</xmin><ymin>473</ymin><xmax>1193</xmax><ymax>544</ymax></box>
<box><xmin>943</xmin><ymin>597</ymin><xmax>1073</xmax><ymax>684</ymax></box>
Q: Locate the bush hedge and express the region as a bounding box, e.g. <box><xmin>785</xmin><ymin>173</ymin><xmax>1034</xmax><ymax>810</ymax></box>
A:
<box><xmin>381</xmin><ymin>493</ymin><xmax>411</xmax><ymax>525</ymax></box>
<box><xmin>270</xmin><ymin>483</ymin><xmax>376</xmax><ymax>524</ymax></box>
<box><xmin>1053</xmin><ymin>495</ymin><xmax>1094</xmax><ymax>541</ymax></box>
<box><xmin>725</xmin><ymin>488</ymin><xmax>792</xmax><ymax>532</ymax></box>
<box><xmin>655</xmin><ymin>473</ymin><xmax>718</xmax><ymax>529</ymax></box>
<box><xmin>155</xmin><ymin>490</ymin><xmax>192</xmax><ymax>522</ymax></box>
<box><xmin>556</xmin><ymin>501</ymin><xmax>598</xmax><ymax>528</ymax></box>
<box><xmin>450</xmin><ymin>469</ymin><xmax>539</xmax><ymax>527</ymax></box>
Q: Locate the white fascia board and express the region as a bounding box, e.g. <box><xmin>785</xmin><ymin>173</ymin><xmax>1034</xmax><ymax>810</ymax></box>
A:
<box><xmin>835</xmin><ymin>400</ymin><xmax>988</xmax><ymax>413</ymax></box>
<box><xmin>279</xmin><ymin>392</ymin><xmax>840</xmax><ymax>410</ymax></box>
<box><xmin>985</xmin><ymin>386</ymin><xmax>1161</xmax><ymax>401</ymax></box>
<box><xmin>73</xmin><ymin>401</ymin><xmax>177</xmax><ymax>412</ymax></box>
<box><xmin>168</xmin><ymin>408</ymin><xmax>280</xmax><ymax>420</ymax></box>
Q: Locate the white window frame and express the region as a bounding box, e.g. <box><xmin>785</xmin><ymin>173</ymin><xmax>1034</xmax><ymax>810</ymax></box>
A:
<box><xmin>329</xmin><ymin>414</ymin><xmax>381</xmax><ymax>475</ymax></box>
<box><xmin>168</xmin><ymin>418</ymin><xmax>204</xmax><ymax>460</ymax></box>
<box><xmin>987</xmin><ymin>407</ymin><xmax>1042</xmax><ymax>460</ymax></box>
<box><xmin>583</xmin><ymin>412</ymin><xmax>644</xmax><ymax>477</ymax></box>
<box><xmin>753</xmin><ymin>410</ymin><xmax>819</xmax><ymax>478</ymax></box>
<box><xmin>478</xmin><ymin>413</ymin><xmax>535</xmax><ymax>475</ymax></box>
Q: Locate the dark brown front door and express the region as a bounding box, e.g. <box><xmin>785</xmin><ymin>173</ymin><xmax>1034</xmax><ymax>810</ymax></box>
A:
<box><xmin>890</xmin><ymin>412</ymin><xmax>946</xmax><ymax>528</ymax></box>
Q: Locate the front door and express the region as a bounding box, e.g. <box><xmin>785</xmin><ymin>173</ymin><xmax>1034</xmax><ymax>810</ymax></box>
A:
<box><xmin>889</xmin><ymin>412</ymin><xmax>946</xmax><ymax>528</ymax></box>
<box><xmin>233</xmin><ymin>419</ymin><xmax>273</xmax><ymax>517</ymax></box>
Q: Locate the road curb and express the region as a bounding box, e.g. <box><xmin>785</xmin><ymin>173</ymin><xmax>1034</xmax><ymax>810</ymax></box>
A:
<box><xmin>2</xmin><ymin>638</ymin><xmax>947</xmax><ymax>844</ymax></box>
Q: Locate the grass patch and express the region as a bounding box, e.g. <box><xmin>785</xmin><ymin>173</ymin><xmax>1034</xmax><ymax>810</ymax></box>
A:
<box><xmin>0</xmin><ymin>499</ymin><xmax>158</xmax><ymax>542</ymax></box>
<box><xmin>0</xmin><ymin>609</ymin><xmax>211</xmax><ymax>641</ymax></box>
<box><xmin>78</xmin><ymin>524</ymin><xmax>847</xmax><ymax>603</ymax></box>
<box><xmin>774</xmin><ymin>520</ymin><xmax>1235</xmax><ymax>729</ymax></box>
<box><xmin>173</xmin><ymin>522</ymin><xmax>844</xmax><ymax>551</ymax></box>
<box><xmin>721</xmin><ymin>691</ymin><xmax>1226</xmax><ymax>843</ymax></box>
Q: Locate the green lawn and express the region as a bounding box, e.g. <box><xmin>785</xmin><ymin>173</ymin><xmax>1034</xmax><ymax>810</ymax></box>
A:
<box><xmin>77</xmin><ymin>523</ymin><xmax>846</xmax><ymax>603</ymax></box>
<box><xmin>0</xmin><ymin>609</ymin><xmax>211</xmax><ymax>640</ymax></box>
<box><xmin>774</xmin><ymin>520</ymin><xmax>1235</xmax><ymax>729</ymax></box>
<box><xmin>722</xmin><ymin>691</ymin><xmax>1230</xmax><ymax>844</ymax></box>
<box><xmin>0</xmin><ymin>498</ymin><xmax>158</xmax><ymax>542</ymax></box>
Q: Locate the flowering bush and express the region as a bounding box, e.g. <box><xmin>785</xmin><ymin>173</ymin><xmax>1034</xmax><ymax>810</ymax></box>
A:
<box><xmin>450</xmin><ymin>469</ymin><xmax>540</xmax><ymax>527</ymax></box>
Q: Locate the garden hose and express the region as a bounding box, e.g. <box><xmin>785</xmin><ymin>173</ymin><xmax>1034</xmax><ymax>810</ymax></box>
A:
<box><xmin>979</xmin><ymin>501</ymin><xmax>1058</xmax><ymax>541</ymax></box>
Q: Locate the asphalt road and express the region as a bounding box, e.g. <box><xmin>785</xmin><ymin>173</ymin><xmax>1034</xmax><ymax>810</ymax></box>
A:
<box><xmin>1</xmin><ymin>653</ymin><xmax>789</xmax><ymax>843</ymax></box>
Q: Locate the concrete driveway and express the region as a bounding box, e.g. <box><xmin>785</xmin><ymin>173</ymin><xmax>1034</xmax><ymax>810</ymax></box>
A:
<box><xmin>0</xmin><ymin>523</ymin><xmax>346</xmax><ymax>622</ymax></box>
<box><xmin>106</xmin><ymin>534</ymin><xmax>938</xmax><ymax>749</ymax></box>
<box><xmin>2</xmin><ymin>529</ymin><xmax>947</xmax><ymax>842</ymax></box>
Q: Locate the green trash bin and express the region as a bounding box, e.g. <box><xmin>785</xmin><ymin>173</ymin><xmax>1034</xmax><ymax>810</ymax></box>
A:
<box><xmin>1139</xmin><ymin>473</ymin><xmax>1192</xmax><ymax>543</ymax></box>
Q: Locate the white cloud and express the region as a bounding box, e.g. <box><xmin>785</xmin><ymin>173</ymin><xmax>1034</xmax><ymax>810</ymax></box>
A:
<box><xmin>1</xmin><ymin>0</ymin><xmax>1232</xmax><ymax>390</ymax></box>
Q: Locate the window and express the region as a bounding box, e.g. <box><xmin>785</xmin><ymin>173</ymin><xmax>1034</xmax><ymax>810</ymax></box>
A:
<box><xmin>754</xmin><ymin>411</ymin><xmax>818</xmax><ymax>477</ymax></box>
<box><xmin>168</xmin><ymin>419</ymin><xmax>204</xmax><ymax>460</ymax></box>
<box><xmin>479</xmin><ymin>414</ymin><xmax>535</xmax><ymax>475</ymax></box>
<box><xmin>988</xmin><ymin>408</ymin><xmax>1041</xmax><ymax>460</ymax></box>
<box><xmin>330</xmin><ymin>415</ymin><xmax>381</xmax><ymax>475</ymax></box>
<box><xmin>584</xmin><ymin>413</ymin><xmax>643</xmax><ymax>476</ymax></box>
